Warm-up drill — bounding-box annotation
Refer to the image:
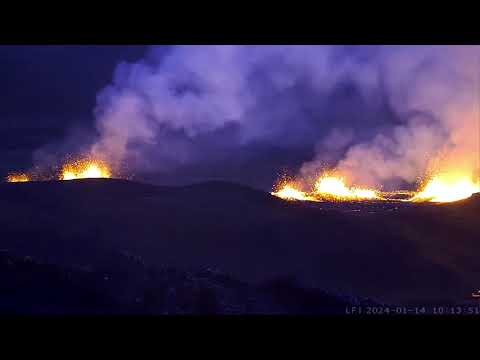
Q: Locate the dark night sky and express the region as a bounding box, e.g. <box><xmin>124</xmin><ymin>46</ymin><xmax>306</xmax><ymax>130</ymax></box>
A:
<box><xmin>0</xmin><ymin>45</ymin><xmax>148</xmax><ymax>175</ymax></box>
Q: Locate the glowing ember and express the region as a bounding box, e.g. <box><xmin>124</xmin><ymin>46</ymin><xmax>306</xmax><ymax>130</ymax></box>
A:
<box><xmin>411</xmin><ymin>174</ymin><xmax>479</xmax><ymax>203</ymax></box>
<box><xmin>271</xmin><ymin>184</ymin><xmax>317</xmax><ymax>201</ymax></box>
<box><xmin>61</xmin><ymin>159</ymin><xmax>112</xmax><ymax>181</ymax></box>
<box><xmin>6</xmin><ymin>173</ymin><xmax>30</xmax><ymax>183</ymax></box>
<box><xmin>314</xmin><ymin>175</ymin><xmax>379</xmax><ymax>201</ymax></box>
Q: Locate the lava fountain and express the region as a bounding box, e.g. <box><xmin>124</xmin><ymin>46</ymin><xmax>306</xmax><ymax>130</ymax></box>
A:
<box><xmin>271</xmin><ymin>183</ymin><xmax>318</xmax><ymax>202</ymax></box>
<box><xmin>411</xmin><ymin>173</ymin><xmax>479</xmax><ymax>203</ymax></box>
<box><xmin>6</xmin><ymin>173</ymin><xmax>31</xmax><ymax>183</ymax></box>
<box><xmin>60</xmin><ymin>158</ymin><xmax>112</xmax><ymax>181</ymax></box>
<box><xmin>271</xmin><ymin>173</ymin><xmax>381</xmax><ymax>202</ymax></box>
<box><xmin>313</xmin><ymin>174</ymin><xmax>380</xmax><ymax>201</ymax></box>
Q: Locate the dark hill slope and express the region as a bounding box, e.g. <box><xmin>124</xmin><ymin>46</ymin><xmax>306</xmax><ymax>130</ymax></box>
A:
<box><xmin>0</xmin><ymin>179</ymin><xmax>478</xmax><ymax>304</ymax></box>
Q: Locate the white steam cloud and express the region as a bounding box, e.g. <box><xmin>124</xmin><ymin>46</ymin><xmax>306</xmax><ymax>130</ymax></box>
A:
<box><xmin>90</xmin><ymin>45</ymin><xmax>480</xmax><ymax>188</ymax></box>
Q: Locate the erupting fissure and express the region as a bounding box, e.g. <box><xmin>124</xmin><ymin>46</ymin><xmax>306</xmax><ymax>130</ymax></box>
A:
<box><xmin>5</xmin><ymin>157</ymin><xmax>113</xmax><ymax>183</ymax></box>
<box><xmin>314</xmin><ymin>175</ymin><xmax>379</xmax><ymax>201</ymax></box>
<box><xmin>271</xmin><ymin>171</ymin><xmax>480</xmax><ymax>204</ymax></box>
<box><xmin>6</xmin><ymin>173</ymin><xmax>31</xmax><ymax>183</ymax></box>
<box><xmin>271</xmin><ymin>174</ymin><xmax>381</xmax><ymax>202</ymax></box>
<box><xmin>412</xmin><ymin>174</ymin><xmax>479</xmax><ymax>203</ymax></box>
<box><xmin>271</xmin><ymin>184</ymin><xmax>319</xmax><ymax>202</ymax></box>
<box><xmin>60</xmin><ymin>159</ymin><xmax>112</xmax><ymax>181</ymax></box>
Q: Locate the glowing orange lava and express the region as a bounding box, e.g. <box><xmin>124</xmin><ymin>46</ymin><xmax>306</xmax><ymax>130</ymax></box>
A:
<box><xmin>271</xmin><ymin>174</ymin><xmax>381</xmax><ymax>202</ymax></box>
<box><xmin>6</xmin><ymin>173</ymin><xmax>30</xmax><ymax>183</ymax></box>
<box><xmin>271</xmin><ymin>184</ymin><xmax>318</xmax><ymax>201</ymax></box>
<box><xmin>314</xmin><ymin>175</ymin><xmax>380</xmax><ymax>201</ymax></box>
<box><xmin>271</xmin><ymin>165</ymin><xmax>480</xmax><ymax>204</ymax></box>
<box><xmin>61</xmin><ymin>159</ymin><xmax>112</xmax><ymax>181</ymax></box>
<box><xmin>411</xmin><ymin>174</ymin><xmax>479</xmax><ymax>203</ymax></box>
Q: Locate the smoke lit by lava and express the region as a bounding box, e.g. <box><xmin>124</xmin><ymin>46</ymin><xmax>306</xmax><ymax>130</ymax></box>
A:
<box><xmin>6</xmin><ymin>46</ymin><xmax>480</xmax><ymax>205</ymax></box>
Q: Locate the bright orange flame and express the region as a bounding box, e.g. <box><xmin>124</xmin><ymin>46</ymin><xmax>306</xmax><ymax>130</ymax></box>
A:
<box><xmin>271</xmin><ymin>174</ymin><xmax>381</xmax><ymax>202</ymax></box>
<box><xmin>61</xmin><ymin>159</ymin><xmax>112</xmax><ymax>181</ymax></box>
<box><xmin>6</xmin><ymin>173</ymin><xmax>30</xmax><ymax>183</ymax></box>
<box><xmin>271</xmin><ymin>183</ymin><xmax>318</xmax><ymax>201</ymax></box>
<box><xmin>411</xmin><ymin>174</ymin><xmax>479</xmax><ymax>203</ymax></box>
<box><xmin>314</xmin><ymin>175</ymin><xmax>379</xmax><ymax>201</ymax></box>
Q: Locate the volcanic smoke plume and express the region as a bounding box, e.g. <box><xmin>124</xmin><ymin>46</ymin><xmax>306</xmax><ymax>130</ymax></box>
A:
<box><xmin>19</xmin><ymin>46</ymin><xmax>479</xmax><ymax>196</ymax></box>
<box><xmin>301</xmin><ymin>46</ymin><xmax>480</xmax><ymax>191</ymax></box>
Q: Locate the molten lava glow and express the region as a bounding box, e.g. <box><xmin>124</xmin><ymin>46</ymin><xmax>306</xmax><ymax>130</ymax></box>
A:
<box><xmin>314</xmin><ymin>175</ymin><xmax>379</xmax><ymax>201</ymax></box>
<box><xmin>271</xmin><ymin>175</ymin><xmax>380</xmax><ymax>202</ymax></box>
<box><xmin>61</xmin><ymin>159</ymin><xmax>111</xmax><ymax>181</ymax></box>
<box><xmin>271</xmin><ymin>184</ymin><xmax>317</xmax><ymax>201</ymax></box>
<box><xmin>6</xmin><ymin>173</ymin><xmax>30</xmax><ymax>183</ymax></box>
<box><xmin>412</xmin><ymin>175</ymin><xmax>479</xmax><ymax>203</ymax></box>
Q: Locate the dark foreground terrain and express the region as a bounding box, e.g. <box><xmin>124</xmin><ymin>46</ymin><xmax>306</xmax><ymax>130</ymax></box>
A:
<box><xmin>0</xmin><ymin>179</ymin><xmax>479</xmax><ymax>313</ymax></box>
<box><xmin>0</xmin><ymin>250</ymin><xmax>377</xmax><ymax>315</ymax></box>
